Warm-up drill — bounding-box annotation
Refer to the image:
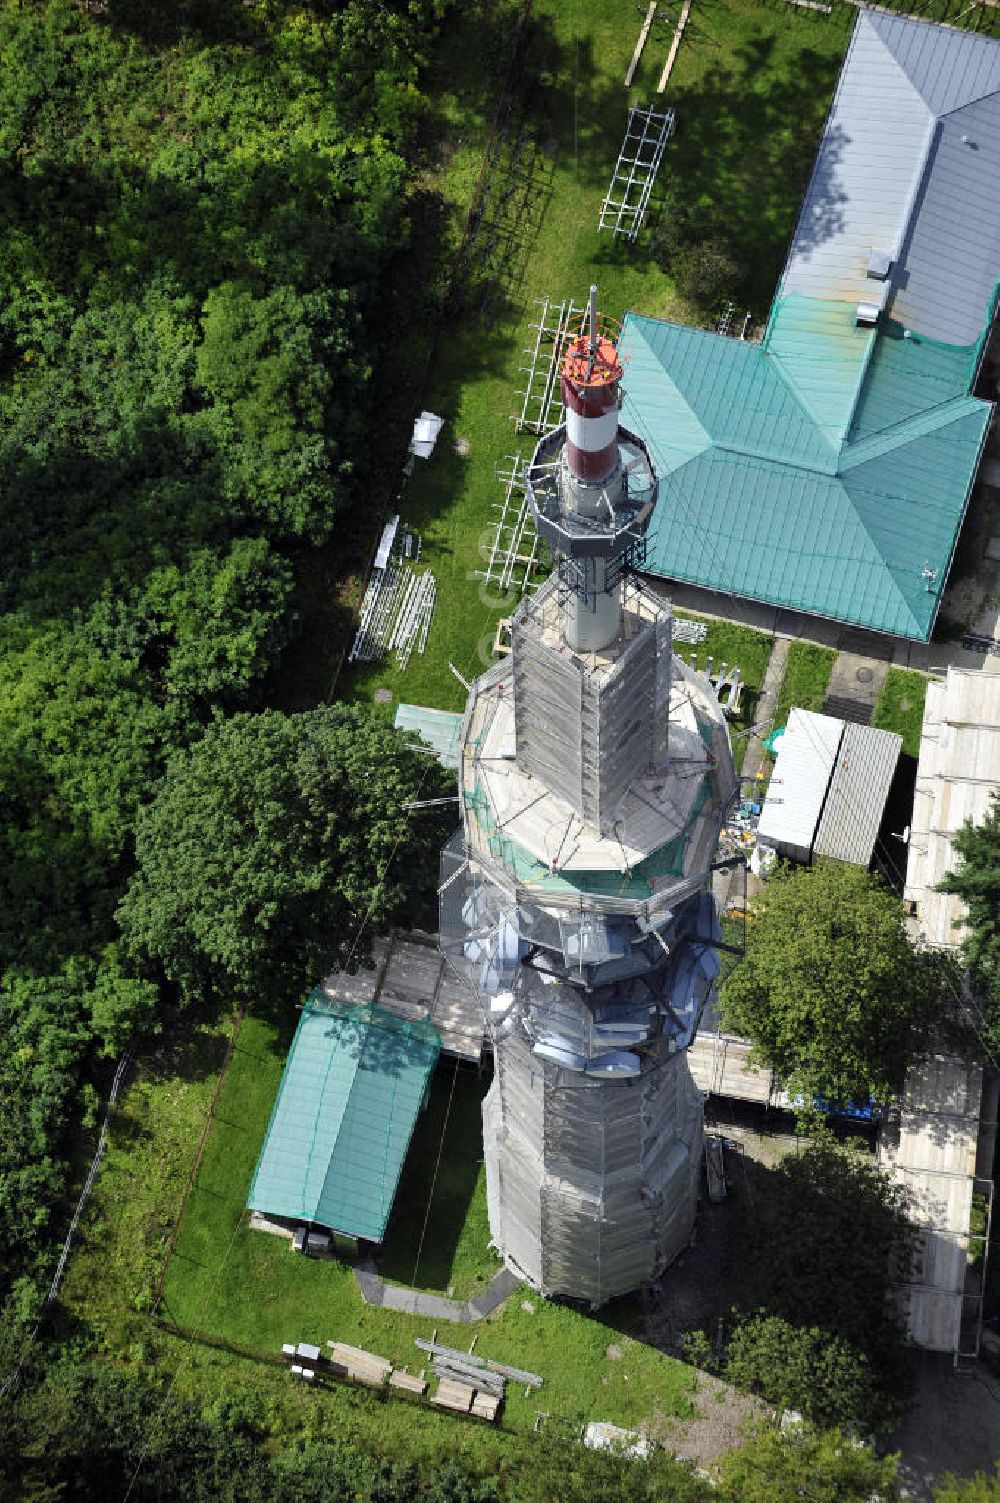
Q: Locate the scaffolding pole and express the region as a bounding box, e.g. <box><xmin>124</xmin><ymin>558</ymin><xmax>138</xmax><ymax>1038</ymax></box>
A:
<box><xmin>478</xmin><ymin>453</ymin><xmax>541</xmax><ymax>597</ymax></box>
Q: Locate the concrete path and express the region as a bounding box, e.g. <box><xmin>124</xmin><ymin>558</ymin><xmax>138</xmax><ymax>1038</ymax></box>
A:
<box><xmin>354</xmin><ymin>1259</ymin><xmax>520</xmax><ymax>1324</ymax></box>
<box><xmin>739</xmin><ymin>635</ymin><xmax>790</xmax><ymax>787</ymax></box>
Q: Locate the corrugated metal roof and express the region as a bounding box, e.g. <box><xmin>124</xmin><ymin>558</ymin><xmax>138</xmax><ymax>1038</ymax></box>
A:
<box><xmin>247</xmin><ymin>995</ymin><xmax>440</xmax><ymax>1242</ymax></box>
<box><xmin>757</xmin><ymin>709</ymin><xmax>844</xmax><ymax>861</ymax></box>
<box><xmin>779</xmin><ymin>13</ymin><xmax>934</xmax><ymax>322</ymax></box>
<box><xmin>868</xmin><ymin>10</ymin><xmax>1000</xmax><ymax>121</ymax></box>
<box><xmin>813</xmin><ymin>721</ymin><xmax>902</xmax><ymax>864</ymax></box>
<box><xmin>394</xmin><ymin>702</ymin><xmax>463</xmax><ymax>769</ymax></box>
<box><xmin>627</xmin><ymin>315</ymin><xmax>834</xmax><ymax>471</ymax></box>
<box><xmin>626</xmin><ymin>317</ymin><xmax>989</xmax><ymax>639</ymax></box>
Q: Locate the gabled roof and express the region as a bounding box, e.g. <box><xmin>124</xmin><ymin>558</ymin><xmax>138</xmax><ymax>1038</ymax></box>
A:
<box><xmin>630</xmin><ymin>9</ymin><xmax>998</xmax><ymax>640</ymax></box>
<box><xmin>782</xmin><ymin>10</ymin><xmax>1000</xmax><ymax>348</ymax></box>
<box><xmin>247</xmin><ymin>995</ymin><xmax>440</xmax><ymax>1242</ymax></box>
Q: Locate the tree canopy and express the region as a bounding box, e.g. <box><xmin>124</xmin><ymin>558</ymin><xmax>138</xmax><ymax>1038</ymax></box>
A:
<box><xmin>938</xmin><ymin>790</ymin><xmax>1000</xmax><ymax>1054</ymax></box>
<box><xmin>0</xmin><ymin>0</ymin><xmax>453</xmax><ymax>1328</ymax></box>
<box><xmin>118</xmin><ymin>708</ymin><xmax>453</xmax><ymax>1008</ymax></box>
<box><xmin>730</xmin><ymin>1138</ymin><xmax>912</xmax><ymax>1431</ymax></box>
<box><xmin>721</xmin><ymin>861</ymin><xmax>941</xmax><ymax>1105</ymax></box>
<box><xmin>715</xmin><ymin>1422</ymin><xmax>900</xmax><ymax>1503</ymax></box>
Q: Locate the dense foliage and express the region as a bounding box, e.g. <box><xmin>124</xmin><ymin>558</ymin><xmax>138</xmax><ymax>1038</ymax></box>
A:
<box><xmin>0</xmin><ymin>1357</ymin><xmax>919</xmax><ymax>1503</ymax></box>
<box><xmin>721</xmin><ymin>861</ymin><xmax>941</xmax><ymax>1105</ymax></box>
<box><xmin>722</xmin><ymin>1314</ymin><xmax>883</xmax><ymax>1432</ymax></box>
<box><xmin>118</xmin><ymin>706</ymin><xmax>453</xmax><ymax>1007</ymax></box>
<box><xmin>0</xmin><ymin>1359</ymin><xmax>504</xmax><ymax>1503</ymax></box>
<box><xmin>724</xmin><ymin>1139</ymin><xmax>913</xmax><ymax>1432</ymax></box>
<box><xmin>0</xmin><ymin>0</ymin><xmax>450</xmax><ymax>1329</ymax></box>
<box><xmin>938</xmin><ymin>790</ymin><xmax>1000</xmax><ymax>1056</ymax></box>
<box><xmin>715</xmin><ymin>1421</ymin><xmax>900</xmax><ymax>1503</ymax></box>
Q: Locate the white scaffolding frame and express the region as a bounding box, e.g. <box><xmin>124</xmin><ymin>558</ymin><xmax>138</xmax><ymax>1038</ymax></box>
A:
<box><xmin>478</xmin><ymin>453</ymin><xmax>542</xmax><ymax>596</ymax></box>
<box><xmin>598</xmin><ymin>104</ymin><xmax>675</xmax><ymax>242</ymax></box>
<box><xmin>514</xmin><ymin>296</ymin><xmax>586</xmax><ymax>434</ymax></box>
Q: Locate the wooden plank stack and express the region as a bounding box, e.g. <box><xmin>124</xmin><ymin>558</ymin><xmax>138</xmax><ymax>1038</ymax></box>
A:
<box><xmin>327</xmin><ymin>1341</ymin><xmax>392</xmax><ymax>1387</ymax></box>
<box><xmin>278</xmin><ymin>1336</ymin><xmax>507</xmax><ymax>1422</ymax></box>
<box><xmin>432</xmin><ymin>1378</ymin><xmax>475</xmax><ymax>1413</ymax></box>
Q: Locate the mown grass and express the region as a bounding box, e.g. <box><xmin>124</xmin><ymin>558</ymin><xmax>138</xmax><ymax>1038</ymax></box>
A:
<box><xmin>871</xmin><ymin>668</ymin><xmax>929</xmax><ymax>758</ymax></box>
<box><xmin>773</xmin><ymin>641</ymin><xmax>837</xmax><ymax>728</ymax></box>
<box><xmin>377</xmin><ymin>1064</ymin><xmax>502</xmax><ymax>1299</ymax></box>
<box><xmin>333</xmin><ymin>0</ymin><xmax>849</xmax><ymax>716</ymax></box>
<box><xmin>152</xmin><ymin>1015</ymin><xmax>694</xmax><ymax>1435</ymax></box>
<box><xmin>674</xmin><ymin>609</ymin><xmax>774</xmax><ymax>772</ymax></box>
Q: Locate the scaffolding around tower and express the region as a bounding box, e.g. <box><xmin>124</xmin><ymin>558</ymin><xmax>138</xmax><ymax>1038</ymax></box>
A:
<box><xmin>438</xmin><ymin>288</ymin><xmax>736</xmax><ymax>1306</ymax></box>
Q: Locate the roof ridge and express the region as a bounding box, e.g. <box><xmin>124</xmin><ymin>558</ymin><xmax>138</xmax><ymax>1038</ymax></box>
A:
<box><xmin>865</xmin><ymin>6</ymin><xmax>1000</xmax><ymax>117</ymax></box>
<box><xmin>838</xmin><ymin>393</ymin><xmax>986</xmax><ymax>471</ymax></box>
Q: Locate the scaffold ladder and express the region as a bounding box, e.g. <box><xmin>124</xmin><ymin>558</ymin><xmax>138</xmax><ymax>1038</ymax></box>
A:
<box><xmin>478</xmin><ymin>454</ymin><xmax>541</xmax><ymax>596</ymax></box>
<box><xmin>514</xmin><ymin>296</ymin><xmax>585</xmax><ymax>434</ymax></box>
<box><xmin>598</xmin><ymin>104</ymin><xmax>675</xmax><ymax>242</ymax></box>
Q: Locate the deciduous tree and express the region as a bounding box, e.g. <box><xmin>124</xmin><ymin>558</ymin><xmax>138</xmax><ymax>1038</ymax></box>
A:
<box><xmin>721</xmin><ymin>861</ymin><xmax>940</xmax><ymax>1105</ymax></box>
<box><xmin>716</xmin><ymin>1422</ymin><xmax>899</xmax><ymax>1503</ymax></box>
<box><xmin>118</xmin><ymin>707</ymin><xmax>453</xmax><ymax>1007</ymax></box>
<box><xmin>938</xmin><ymin>791</ymin><xmax>1000</xmax><ymax>1054</ymax></box>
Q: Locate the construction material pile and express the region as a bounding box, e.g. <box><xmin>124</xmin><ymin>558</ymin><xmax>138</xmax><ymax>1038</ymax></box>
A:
<box><xmin>417</xmin><ymin>1337</ymin><xmax>542</xmax><ymax>1421</ymax></box>
<box><xmin>349</xmin><ymin>565</ymin><xmax>437</xmax><ymax>669</ymax></box>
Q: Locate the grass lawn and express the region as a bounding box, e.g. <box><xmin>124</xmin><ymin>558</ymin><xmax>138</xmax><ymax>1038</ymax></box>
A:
<box><xmin>332</xmin><ymin>0</ymin><xmax>848</xmax><ymax>717</ymax></box>
<box><xmin>58</xmin><ymin>1013</ymin><xmax>234</xmax><ymax>1354</ymax></box>
<box><xmin>377</xmin><ymin>1064</ymin><xmax>502</xmax><ymax>1300</ymax></box>
<box><xmin>143</xmin><ymin>1014</ymin><xmax>695</xmax><ymax>1438</ymax></box>
<box><xmin>871</xmin><ymin>668</ymin><xmax>929</xmax><ymax>759</ymax></box>
<box><xmin>674</xmin><ymin>609</ymin><xmax>774</xmax><ymax>773</ymax></box>
<box><xmin>773</xmin><ymin>641</ymin><xmax>837</xmax><ymax>728</ymax></box>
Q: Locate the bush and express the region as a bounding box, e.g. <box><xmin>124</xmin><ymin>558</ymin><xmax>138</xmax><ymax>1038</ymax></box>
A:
<box><xmin>724</xmin><ymin>1313</ymin><xmax>883</xmax><ymax>1431</ymax></box>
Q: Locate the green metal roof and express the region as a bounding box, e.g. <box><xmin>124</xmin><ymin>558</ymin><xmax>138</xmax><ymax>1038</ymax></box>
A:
<box><xmin>394</xmin><ymin>703</ymin><xmax>463</xmax><ymax>769</ymax></box>
<box><xmin>247</xmin><ymin>994</ymin><xmax>440</xmax><ymax>1242</ymax></box>
<box><xmin>623</xmin><ymin>291</ymin><xmax>992</xmax><ymax>641</ymax></box>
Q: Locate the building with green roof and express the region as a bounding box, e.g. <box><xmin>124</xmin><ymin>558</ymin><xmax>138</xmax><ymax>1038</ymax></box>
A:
<box><xmin>247</xmin><ymin>994</ymin><xmax>440</xmax><ymax>1243</ymax></box>
<box><xmin>628</xmin><ymin>9</ymin><xmax>1000</xmax><ymax>641</ymax></box>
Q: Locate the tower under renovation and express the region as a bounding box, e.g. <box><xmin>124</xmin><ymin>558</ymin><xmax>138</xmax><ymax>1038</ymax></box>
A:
<box><xmin>439</xmin><ymin>290</ymin><xmax>737</xmax><ymax>1304</ymax></box>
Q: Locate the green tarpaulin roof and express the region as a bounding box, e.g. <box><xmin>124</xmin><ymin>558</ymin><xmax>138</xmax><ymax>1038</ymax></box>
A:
<box><xmin>623</xmin><ymin>292</ymin><xmax>992</xmax><ymax>641</ymax></box>
<box><xmin>247</xmin><ymin>994</ymin><xmax>440</xmax><ymax>1243</ymax></box>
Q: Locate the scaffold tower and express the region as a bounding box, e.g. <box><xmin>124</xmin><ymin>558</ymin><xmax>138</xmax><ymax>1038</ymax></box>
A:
<box><xmin>598</xmin><ymin>104</ymin><xmax>675</xmax><ymax>241</ymax></box>
<box><xmin>439</xmin><ymin>287</ymin><xmax>737</xmax><ymax>1305</ymax></box>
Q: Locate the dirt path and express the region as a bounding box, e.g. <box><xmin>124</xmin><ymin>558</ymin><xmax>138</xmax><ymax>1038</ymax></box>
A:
<box><xmin>656</xmin><ymin>1369</ymin><xmax>768</xmax><ymax>1468</ymax></box>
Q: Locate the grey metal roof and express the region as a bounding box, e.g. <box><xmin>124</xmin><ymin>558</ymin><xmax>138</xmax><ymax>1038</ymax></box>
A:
<box><xmin>812</xmin><ymin>720</ymin><xmax>902</xmax><ymax>866</ymax></box>
<box><xmin>779</xmin><ymin>9</ymin><xmax>1000</xmax><ymax>347</ymax></box>
<box><xmin>757</xmin><ymin>709</ymin><xmax>843</xmax><ymax>863</ymax></box>
<box><xmin>892</xmin><ymin>92</ymin><xmax>1000</xmax><ymax>344</ymax></box>
<box><xmin>868</xmin><ymin>10</ymin><xmax>1000</xmax><ymax>117</ymax></box>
